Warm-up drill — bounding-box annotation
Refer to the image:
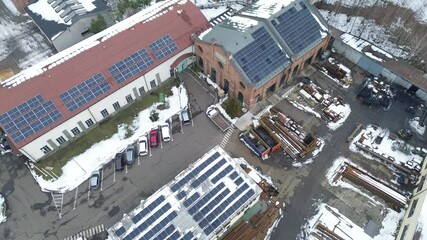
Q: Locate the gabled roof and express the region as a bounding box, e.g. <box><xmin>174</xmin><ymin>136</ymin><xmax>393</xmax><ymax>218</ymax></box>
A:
<box><xmin>199</xmin><ymin>0</ymin><xmax>329</xmax><ymax>87</ymax></box>
<box><xmin>26</xmin><ymin>0</ymin><xmax>108</xmax><ymax>40</ymax></box>
<box><xmin>0</xmin><ymin>0</ymin><xmax>210</xmax><ymax>149</ymax></box>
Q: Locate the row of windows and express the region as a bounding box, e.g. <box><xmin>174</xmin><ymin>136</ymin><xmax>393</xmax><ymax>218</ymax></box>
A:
<box><xmin>39</xmin><ymin>85</ymin><xmax>150</xmax><ymax>155</ymax></box>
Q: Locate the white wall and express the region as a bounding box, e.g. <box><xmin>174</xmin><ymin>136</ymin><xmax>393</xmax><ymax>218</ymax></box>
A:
<box><xmin>20</xmin><ymin>47</ymin><xmax>192</xmax><ymax>161</ymax></box>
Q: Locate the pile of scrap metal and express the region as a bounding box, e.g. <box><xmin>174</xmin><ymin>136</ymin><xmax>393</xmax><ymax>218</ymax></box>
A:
<box><xmin>322</xmin><ymin>97</ymin><xmax>346</xmax><ymax>122</ymax></box>
<box><xmin>262</xmin><ymin>107</ymin><xmax>318</xmax><ymax>159</ymax></box>
<box><xmin>357</xmin><ymin>77</ymin><xmax>393</xmax><ymax>108</ymax></box>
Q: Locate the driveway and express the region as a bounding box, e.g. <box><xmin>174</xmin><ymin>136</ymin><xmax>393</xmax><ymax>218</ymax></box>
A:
<box><xmin>0</xmin><ymin>70</ymin><xmax>222</xmax><ymax>240</ymax></box>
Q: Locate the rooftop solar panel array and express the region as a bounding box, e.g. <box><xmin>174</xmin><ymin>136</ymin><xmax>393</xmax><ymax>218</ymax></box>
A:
<box><xmin>59</xmin><ymin>73</ymin><xmax>111</xmax><ymax>112</ymax></box>
<box><xmin>107</xmin><ymin>49</ymin><xmax>155</xmax><ymax>84</ymax></box>
<box><xmin>234</xmin><ymin>26</ymin><xmax>290</xmax><ymax>85</ymax></box>
<box><xmin>148</xmin><ymin>35</ymin><xmax>178</xmax><ymax>61</ymax></box>
<box><xmin>110</xmin><ymin>149</ymin><xmax>261</xmax><ymax>240</ymax></box>
<box><xmin>170</xmin><ymin>152</ymin><xmax>220</xmax><ymax>192</ymax></box>
<box><xmin>272</xmin><ymin>3</ymin><xmax>325</xmax><ymax>55</ymax></box>
<box><xmin>0</xmin><ymin>95</ymin><xmax>63</xmax><ymax>143</ymax></box>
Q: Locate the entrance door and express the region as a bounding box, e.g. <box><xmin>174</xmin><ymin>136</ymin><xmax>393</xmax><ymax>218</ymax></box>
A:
<box><xmin>223</xmin><ymin>79</ymin><xmax>229</xmax><ymax>94</ymax></box>
<box><xmin>407</xmin><ymin>85</ymin><xmax>419</xmax><ymax>95</ymax></box>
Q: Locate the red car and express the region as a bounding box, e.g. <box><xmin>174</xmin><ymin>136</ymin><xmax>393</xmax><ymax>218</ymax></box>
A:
<box><xmin>149</xmin><ymin>129</ymin><xmax>159</xmax><ymax>148</ymax></box>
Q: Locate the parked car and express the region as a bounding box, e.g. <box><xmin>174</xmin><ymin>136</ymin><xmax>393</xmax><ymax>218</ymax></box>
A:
<box><xmin>181</xmin><ymin>108</ymin><xmax>191</xmax><ymax>125</ymax></box>
<box><xmin>89</xmin><ymin>170</ymin><xmax>101</xmax><ymax>190</ymax></box>
<box><xmin>160</xmin><ymin>123</ymin><xmax>171</xmax><ymax>142</ymax></box>
<box><xmin>126</xmin><ymin>144</ymin><xmax>136</xmax><ymax>165</ymax></box>
<box><xmin>150</xmin><ymin>129</ymin><xmax>160</xmax><ymax>148</ymax></box>
<box><xmin>138</xmin><ymin>135</ymin><xmax>148</xmax><ymax>156</ymax></box>
<box><xmin>114</xmin><ymin>152</ymin><xmax>125</xmax><ymax>171</ymax></box>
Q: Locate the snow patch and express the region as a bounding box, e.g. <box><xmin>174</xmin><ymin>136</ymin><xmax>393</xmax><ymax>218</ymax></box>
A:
<box><xmin>409</xmin><ymin>117</ymin><xmax>426</xmax><ymax>135</ymax></box>
<box><xmin>326</xmin><ymin>103</ymin><xmax>351</xmax><ymax>131</ymax></box>
<box><xmin>29</xmin><ymin>85</ymin><xmax>189</xmax><ymax>193</ymax></box>
<box><xmin>0</xmin><ymin>195</ymin><xmax>6</xmax><ymax>224</ymax></box>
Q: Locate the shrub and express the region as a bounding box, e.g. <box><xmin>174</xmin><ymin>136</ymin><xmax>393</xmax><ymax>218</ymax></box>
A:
<box><xmin>90</xmin><ymin>14</ymin><xmax>107</xmax><ymax>34</ymax></box>
<box><xmin>223</xmin><ymin>97</ymin><xmax>242</xmax><ymax>118</ymax></box>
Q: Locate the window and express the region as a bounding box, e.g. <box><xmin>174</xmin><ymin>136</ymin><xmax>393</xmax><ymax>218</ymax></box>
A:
<box><xmin>71</xmin><ymin>127</ymin><xmax>81</xmax><ymax>136</ymax></box>
<box><xmin>400</xmin><ymin>225</ymin><xmax>409</xmax><ymax>240</ymax></box>
<box><xmin>198</xmin><ymin>45</ymin><xmax>203</xmax><ymax>52</ymax></box>
<box><xmin>85</xmin><ymin>118</ymin><xmax>94</xmax><ymax>127</ymax></box>
<box><xmin>56</xmin><ymin>136</ymin><xmax>66</xmax><ymax>145</ymax></box>
<box><xmin>239</xmin><ymin>82</ymin><xmax>246</xmax><ymax>89</ymax></box>
<box><xmin>408</xmin><ymin>199</ymin><xmax>418</xmax><ymax>218</ymax></box>
<box><xmin>41</xmin><ymin>145</ymin><xmax>51</xmax><ymax>154</ymax></box>
<box><xmin>418</xmin><ymin>176</ymin><xmax>426</xmax><ymax>192</ymax></box>
<box><xmin>113</xmin><ymin>102</ymin><xmax>121</xmax><ymax>111</ymax></box>
<box><xmin>139</xmin><ymin>86</ymin><xmax>146</xmax><ymax>96</ymax></box>
<box><xmin>218</xmin><ymin>61</ymin><xmax>224</xmax><ymax>69</ymax></box>
<box><xmin>256</xmin><ymin>94</ymin><xmax>262</xmax><ymax>102</ymax></box>
<box><xmin>150</xmin><ymin>80</ymin><xmax>157</xmax><ymax>88</ymax></box>
<box><xmin>101</xmin><ymin>109</ymin><xmax>109</xmax><ymax>118</ymax></box>
<box><xmin>126</xmin><ymin>95</ymin><xmax>133</xmax><ymax>103</ymax></box>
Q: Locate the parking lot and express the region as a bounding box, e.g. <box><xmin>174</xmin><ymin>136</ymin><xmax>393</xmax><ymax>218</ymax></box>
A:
<box><xmin>0</xmin><ymin>69</ymin><xmax>228</xmax><ymax>240</ymax></box>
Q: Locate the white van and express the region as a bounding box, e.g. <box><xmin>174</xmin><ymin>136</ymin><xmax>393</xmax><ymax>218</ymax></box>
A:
<box><xmin>160</xmin><ymin>123</ymin><xmax>171</xmax><ymax>142</ymax></box>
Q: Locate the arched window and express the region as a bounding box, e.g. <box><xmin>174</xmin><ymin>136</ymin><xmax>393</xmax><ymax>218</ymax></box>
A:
<box><xmin>198</xmin><ymin>45</ymin><xmax>203</xmax><ymax>53</ymax></box>
<box><xmin>239</xmin><ymin>82</ymin><xmax>246</xmax><ymax>89</ymax></box>
<box><xmin>211</xmin><ymin>68</ymin><xmax>217</xmax><ymax>82</ymax></box>
<box><xmin>218</xmin><ymin>61</ymin><xmax>224</xmax><ymax>69</ymax></box>
<box><xmin>223</xmin><ymin>79</ymin><xmax>229</xmax><ymax>94</ymax></box>
<box><xmin>238</xmin><ymin>92</ymin><xmax>244</xmax><ymax>104</ymax></box>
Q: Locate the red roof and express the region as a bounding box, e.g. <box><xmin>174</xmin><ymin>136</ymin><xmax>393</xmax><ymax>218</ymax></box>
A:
<box><xmin>0</xmin><ymin>1</ymin><xmax>210</xmax><ymax>149</ymax></box>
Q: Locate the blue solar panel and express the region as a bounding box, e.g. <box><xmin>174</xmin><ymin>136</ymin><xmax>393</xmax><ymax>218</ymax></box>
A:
<box><xmin>234</xmin><ymin>27</ymin><xmax>290</xmax><ymax>85</ymax></box>
<box><xmin>188</xmin><ymin>182</ymin><xmax>225</xmax><ymax>214</ymax></box>
<box><xmin>1</xmin><ymin>95</ymin><xmax>63</xmax><ymax>144</ymax></box>
<box><xmin>171</xmin><ymin>152</ymin><xmax>220</xmax><ymax>192</ymax></box>
<box><xmin>132</xmin><ymin>195</ymin><xmax>165</xmax><ymax>223</ymax></box>
<box><xmin>211</xmin><ymin>165</ymin><xmax>233</xmax><ymax>184</ymax></box>
<box><xmin>108</xmin><ymin>48</ymin><xmax>154</xmax><ymax>84</ymax></box>
<box><xmin>134</xmin><ymin>211</ymin><xmax>178</xmax><ymax>240</ymax></box>
<box><xmin>201</xmin><ymin>185</ymin><xmax>255</xmax><ymax>236</ymax></box>
<box><xmin>149</xmin><ymin>35</ymin><xmax>179</xmax><ymax>61</ymax></box>
<box><xmin>273</xmin><ymin>3</ymin><xmax>325</xmax><ymax>55</ymax></box>
<box><xmin>191</xmin><ymin>158</ymin><xmax>226</xmax><ymax>188</ymax></box>
<box><xmin>59</xmin><ymin>73</ymin><xmax>111</xmax><ymax>112</ymax></box>
<box><xmin>115</xmin><ymin>226</ymin><xmax>126</xmax><ymax>236</ymax></box>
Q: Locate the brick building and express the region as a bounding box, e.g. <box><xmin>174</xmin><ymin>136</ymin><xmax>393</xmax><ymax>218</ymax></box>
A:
<box><xmin>193</xmin><ymin>0</ymin><xmax>330</xmax><ymax>109</ymax></box>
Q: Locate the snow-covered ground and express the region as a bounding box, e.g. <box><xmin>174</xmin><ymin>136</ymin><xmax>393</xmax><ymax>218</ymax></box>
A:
<box><xmin>349</xmin><ymin>124</ymin><xmax>424</xmax><ymax>171</ymax></box>
<box><xmin>321</xmin><ymin>0</ymin><xmax>427</xmax><ymax>24</ymax></box>
<box><xmin>326</xmin><ymin>103</ymin><xmax>351</xmax><ymax>131</ymax></box>
<box><xmin>0</xmin><ymin>0</ymin><xmax>54</xmax><ymax>70</ymax></box>
<box><xmin>29</xmin><ymin>85</ymin><xmax>188</xmax><ymax>193</ymax></box>
<box><xmin>190</xmin><ymin>0</ymin><xmax>244</xmax><ymax>21</ymax></box>
<box><xmin>409</xmin><ymin>117</ymin><xmax>426</xmax><ymax>135</ymax></box>
<box><xmin>319</xmin><ymin>10</ymin><xmax>409</xmax><ymax>59</ymax></box>
<box><xmin>0</xmin><ymin>194</ymin><xmax>6</xmax><ymax>224</ymax></box>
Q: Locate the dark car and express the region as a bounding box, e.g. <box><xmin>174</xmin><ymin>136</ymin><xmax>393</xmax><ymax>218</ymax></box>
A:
<box><xmin>114</xmin><ymin>152</ymin><xmax>125</xmax><ymax>171</ymax></box>
<box><xmin>126</xmin><ymin>144</ymin><xmax>136</xmax><ymax>165</ymax></box>
<box><xmin>89</xmin><ymin>170</ymin><xmax>101</xmax><ymax>190</ymax></box>
<box><xmin>150</xmin><ymin>129</ymin><xmax>159</xmax><ymax>148</ymax></box>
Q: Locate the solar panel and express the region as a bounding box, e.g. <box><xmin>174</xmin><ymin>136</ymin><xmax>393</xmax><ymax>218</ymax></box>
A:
<box><xmin>59</xmin><ymin>73</ymin><xmax>111</xmax><ymax>112</ymax></box>
<box><xmin>171</xmin><ymin>152</ymin><xmax>221</xmax><ymax>192</ymax></box>
<box><xmin>107</xmin><ymin>48</ymin><xmax>154</xmax><ymax>84</ymax></box>
<box><xmin>148</xmin><ymin>34</ymin><xmax>179</xmax><ymax>61</ymax></box>
<box><xmin>131</xmin><ymin>195</ymin><xmax>165</xmax><ymax>223</ymax></box>
<box><xmin>201</xmin><ymin>185</ymin><xmax>255</xmax><ymax>236</ymax></box>
<box><xmin>234</xmin><ymin>26</ymin><xmax>290</xmax><ymax>85</ymax></box>
<box><xmin>188</xmin><ymin>182</ymin><xmax>225</xmax><ymax>214</ymax></box>
<box><xmin>115</xmin><ymin>226</ymin><xmax>126</xmax><ymax>236</ymax></box>
<box><xmin>1</xmin><ymin>95</ymin><xmax>64</xmax><ymax>144</ymax></box>
<box><xmin>211</xmin><ymin>165</ymin><xmax>233</xmax><ymax>184</ymax></box>
<box><xmin>273</xmin><ymin>3</ymin><xmax>325</xmax><ymax>55</ymax></box>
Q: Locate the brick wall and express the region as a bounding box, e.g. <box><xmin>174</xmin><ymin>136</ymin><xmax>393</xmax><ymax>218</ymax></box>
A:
<box><xmin>194</xmin><ymin>36</ymin><xmax>330</xmax><ymax>109</ymax></box>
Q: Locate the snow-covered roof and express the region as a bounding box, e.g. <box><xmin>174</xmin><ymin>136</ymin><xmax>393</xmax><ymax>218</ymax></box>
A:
<box><xmin>108</xmin><ymin>146</ymin><xmax>262</xmax><ymax>240</ymax></box>
<box><xmin>240</xmin><ymin>0</ymin><xmax>293</xmax><ymax>19</ymax></box>
<box><xmin>5</xmin><ymin>0</ymin><xmax>185</xmax><ymax>89</ymax></box>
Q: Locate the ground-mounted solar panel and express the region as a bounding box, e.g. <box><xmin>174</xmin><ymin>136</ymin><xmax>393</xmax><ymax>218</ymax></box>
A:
<box><xmin>234</xmin><ymin>26</ymin><xmax>290</xmax><ymax>85</ymax></box>
<box><xmin>272</xmin><ymin>2</ymin><xmax>325</xmax><ymax>55</ymax></box>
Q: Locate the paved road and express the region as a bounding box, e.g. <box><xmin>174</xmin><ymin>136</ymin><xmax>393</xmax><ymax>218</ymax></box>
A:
<box><xmin>0</xmin><ymin>70</ymin><xmax>222</xmax><ymax>240</ymax></box>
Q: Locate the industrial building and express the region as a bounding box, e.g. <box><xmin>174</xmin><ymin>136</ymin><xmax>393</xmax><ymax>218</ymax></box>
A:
<box><xmin>108</xmin><ymin>146</ymin><xmax>263</xmax><ymax>240</ymax></box>
<box><xmin>193</xmin><ymin>0</ymin><xmax>330</xmax><ymax>109</ymax></box>
<box><xmin>0</xmin><ymin>0</ymin><xmax>210</xmax><ymax>162</ymax></box>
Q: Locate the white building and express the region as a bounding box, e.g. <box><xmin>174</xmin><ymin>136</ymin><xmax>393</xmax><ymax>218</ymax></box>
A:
<box><xmin>108</xmin><ymin>146</ymin><xmax>263</xmax><ymax>240</ymax></box>
<box><xmin>0</xmin><ymin>0</ymin><xmax>210</xmax><ymax>162</ymax></box>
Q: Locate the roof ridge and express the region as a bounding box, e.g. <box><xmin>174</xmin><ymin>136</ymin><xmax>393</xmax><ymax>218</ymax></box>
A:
<box><xmin>2</xmin><ymin>0</ymin><xmax>187</xmax><ymax>89</ymax></box>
